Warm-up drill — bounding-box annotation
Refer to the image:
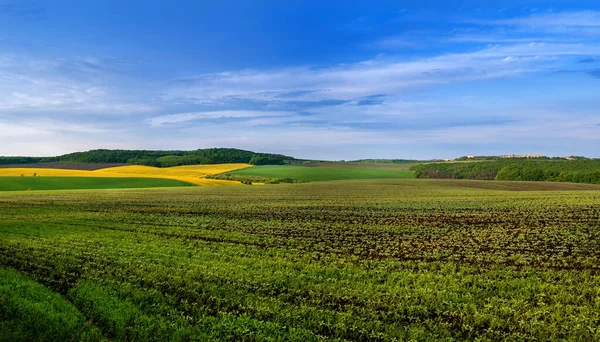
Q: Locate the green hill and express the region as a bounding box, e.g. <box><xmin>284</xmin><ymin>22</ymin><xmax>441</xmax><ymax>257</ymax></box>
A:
<box><xmin>0</xmin><ymin>148</ymin><xmax>295</xmax><ymax>168</ymax></box>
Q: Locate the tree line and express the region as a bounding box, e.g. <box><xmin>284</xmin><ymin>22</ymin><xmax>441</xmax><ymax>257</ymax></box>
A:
<box><xmin>410</xmin><ymin>159</ymin><xmax>600</xmax><ymax>185</ymax></box>
<box><xmin>0</xmin><ymin>148</ymin><xmax>293</xmax><ymax>167</ymax></box>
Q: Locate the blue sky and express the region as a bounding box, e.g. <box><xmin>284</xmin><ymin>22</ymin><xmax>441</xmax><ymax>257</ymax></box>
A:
<box><xmin>0</xmin><ymin>0</ymin><xmax>599</xmax><ymax>159</ymax></box>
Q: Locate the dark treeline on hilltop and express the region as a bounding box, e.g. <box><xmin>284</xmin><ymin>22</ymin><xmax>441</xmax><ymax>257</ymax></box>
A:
<box><xmin>411</xmin><ymin>159</ymin><xmax>600</xmax><ymax>185</ymax></box>
<box><xmin>0</xmin><ymin>148</ymin><xmax>294</xmax><ymax>167</ymax></box>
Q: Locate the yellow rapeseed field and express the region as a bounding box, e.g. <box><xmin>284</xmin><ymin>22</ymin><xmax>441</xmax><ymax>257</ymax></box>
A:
<box><xmin>0</xmin><ymin>164</ymin><xmax>252</xmax><ymax>186</ymax></box>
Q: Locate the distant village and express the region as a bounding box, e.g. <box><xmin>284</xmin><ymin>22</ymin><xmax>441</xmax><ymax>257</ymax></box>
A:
<box><xmin>443</xmin><ymin>155</ymin><xmax>577</xmax><ymax>162</ymax></box>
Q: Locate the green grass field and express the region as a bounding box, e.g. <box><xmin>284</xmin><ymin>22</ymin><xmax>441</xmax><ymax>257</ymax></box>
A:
<box><xmin>0</xmin><ymin>268</ymin><xmax>102</xmax><ymax>341</ymax></box>
<box><xmin>226</xmin><ymin>164</ymin><xmax>414</xmax><ymax>181</ymax></box>
<box><xmin>1</xmin><ymin>179</ymin><xmax>600</xmax><ymax>340</ymax></box>
<box><xmin>0</xmin><ymin>176</ymin><xmax>194</xmax><ymax>191</ymax></box>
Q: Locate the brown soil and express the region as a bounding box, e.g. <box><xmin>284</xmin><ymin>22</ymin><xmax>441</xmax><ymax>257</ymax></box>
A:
<box><xmin>0</xmin><ymin>162</ymin><xmax>128</xmax><ymax>171</ymax></box>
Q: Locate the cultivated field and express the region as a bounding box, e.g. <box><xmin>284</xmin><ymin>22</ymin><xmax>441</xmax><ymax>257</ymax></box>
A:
<box><xmin>0</xmin><ymin>162</ymin><xmax>128</xmax><ymax>170</ymax></box>
<box><xmin>226</xmin><ymin>165</ymin><xmax>414</xmax><ymax>181</ymax></box>
<box><xmin>0</xmin><ymin>177</ymin><xmax>194</xmax><ymax>191</ymax></box>
<box><xmin>0</xmin><ymin>268</ymin><xmax>101</xmax><ymax>341</ymax></box>
<box><xmin>1</xmin><ymin>179</ymin><xmax>600</xmax><ymax>341</ymax></box>
<box><xmin>298</xmin><ymin>161</ymin><xmax>417</xmax><ymax>170</ymax></box>
<box><xmin>0</xmin><ymin>164</ymin><xmax>252</xmax><ymax>187</ymax></box>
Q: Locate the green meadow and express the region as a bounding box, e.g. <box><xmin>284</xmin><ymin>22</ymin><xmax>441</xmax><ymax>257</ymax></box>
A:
<box><xmin>225</xmin><ymin>165</ymin><xmax>414</xmax><ymax>181</ymax></box>
<box><xmin>0</xmin><ymin>177</ymin><xmax>194</xmax><ymax>192</ymax></box>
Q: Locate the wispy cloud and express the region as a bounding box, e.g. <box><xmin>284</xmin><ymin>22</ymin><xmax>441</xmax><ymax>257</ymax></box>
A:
<box><xmin>467</xmin><ymin>11</ymin><xmax>600</xmax><ymax>36</ymax></box>
<box><xmin>0</xmin><ymin>54</ymin><xmax>156</xmax><ymax>113</ymax></box>
<box><xmin>1</xmin><ymin>8</ymin><xmax>599</xmax><ymax>158</ymax></box>
<box><xmin>376</xmin><ymin>11</ymin><xmax>600</xmax><ymax>49</ymax></box>
<box><xmin>477</xmin><ymin>11</ymin><xmax>600</xmax><ymax>28</ymax></box>
<box><xmin>0</xmin><ymin>118</ymin><xmax>114</xmax><ymax>140</ymax></box>
<box><xmin>0</xmin><ymin>120</ymin><xmax>49</xmax><ymax>137</ymax></box>
<box><xmin>164</xmin><ymin>42</ymin><xmax>600</xmax><ymax>106</ymax></box>
<box><xmin>148</xmin><ymin>110</ymin><xmax>294</xmax><ymax>127</ymax></box>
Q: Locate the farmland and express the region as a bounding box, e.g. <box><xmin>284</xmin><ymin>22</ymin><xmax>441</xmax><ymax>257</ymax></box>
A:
<box><xmin>0</xmin><ymin>177</ymin><xmax>194</xmax><ymax>191</ymax></box>
<box><xmin>0</xmin><ymin>162</ymin><xmax>128</xmax><ymax>170</ymax></box>
<box><xmin>0</xmin><ymin>163</ymin><xmax>418</xmax><ymax>191</ymax></box>
<box><xmin>224</xmin><ymin>165</ymin><xmax>414</xmax><ymax>182</ymax></box>
<box><xmin>0</xmin><ymin>268</ymin><xmax>101</xmax><ymax>341</ymax></box>
<box><xmin>0</xmin><ymin>164</ymin><xmax>252</xmax><ymax>187</ymax></box>
<box><xmin>1</xmin><ymin>179</ymin><xmax>600</xmax><ymax>341</ymax></box>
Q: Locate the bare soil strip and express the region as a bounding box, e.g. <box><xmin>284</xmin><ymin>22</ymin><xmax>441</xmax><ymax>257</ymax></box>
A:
<box><xmin>0</xmin><ymin>162</ymin><xmax>128</xmax><ymax>170</ymax></box>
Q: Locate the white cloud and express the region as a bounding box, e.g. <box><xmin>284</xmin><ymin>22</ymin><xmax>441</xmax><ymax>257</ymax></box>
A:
<box><xmin>0</xmin><ymin>119</ymin><xmax>112</xmax><ymax>137</ymax></box>
<box><xmin>136</xmin><ymin>111</ymin><xmax>600</xmax><ymax>160</ymax></box>
<box><xmin>0</xmin><ymin>54</ymin><xmax>156</xmax><ymax>114</ymax></box>
<box><xmin>0</xmin><ymin>121</ymin><xmax>50</xmax><ymax>137</ymax></box>
<box><xmin>148</xmin><ymin>110</ymin><xmax>294</xmax><ymax>127</ymax></box>
<box><xmin>481</xmin><ymin>11</ymin><xmax>600</xmax><ymax>28</ymax></box>
<box><xmin>466</xmin><ymin>11</ymin><xmax>600</xmax><ymax>36</ymax></box>
<box><xmin>1</xmin><ymin>10</ymin><xmax>599</xmax><ymax>158</ymax></box>
<box><xmin>164</xmin><ymin>41</ymin><xmax>600</xmax><ymax>105</ymax></box>
<box><xmin>447</xmin><ymin>35</ymin><xmax>563</xmax><ymax>44</ymax></box>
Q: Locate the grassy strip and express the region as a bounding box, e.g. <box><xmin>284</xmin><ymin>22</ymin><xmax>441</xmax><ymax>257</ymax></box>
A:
<box><xmin>0</xmin><ymin>268</ymin><xmax>102</xmax><ymax>342</ymax></box>
<box><xmin>207</xmin><ymin>173</ymin><xmax>308</xmax><ymax>184</ymax></box>
<box><xmin>0</xmin><ymin>176</ymin><xmax>195</xmax><ymax>191</ymax></box>
<box><xmin>226</xmin><ymin>165</ymin><xmax>414</xmax><ymax>181</ymax></box>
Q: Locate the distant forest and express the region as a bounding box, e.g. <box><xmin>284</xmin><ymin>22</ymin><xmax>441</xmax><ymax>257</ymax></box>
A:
<box><xmin>411</xmin><ymin>159</ymin><xmax>600</xmax><ymax>185</ymax></box>
<box><xmin>0</xmin><ymin>148</ymin><xmax>294</xmax><ymax>167</ymax></box>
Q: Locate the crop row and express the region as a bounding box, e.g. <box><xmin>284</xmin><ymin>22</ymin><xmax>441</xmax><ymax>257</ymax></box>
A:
<box><xmin>1</xmin><ymin>180</ymin><xmax>600</xmax><ymax>340</ymax></box>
